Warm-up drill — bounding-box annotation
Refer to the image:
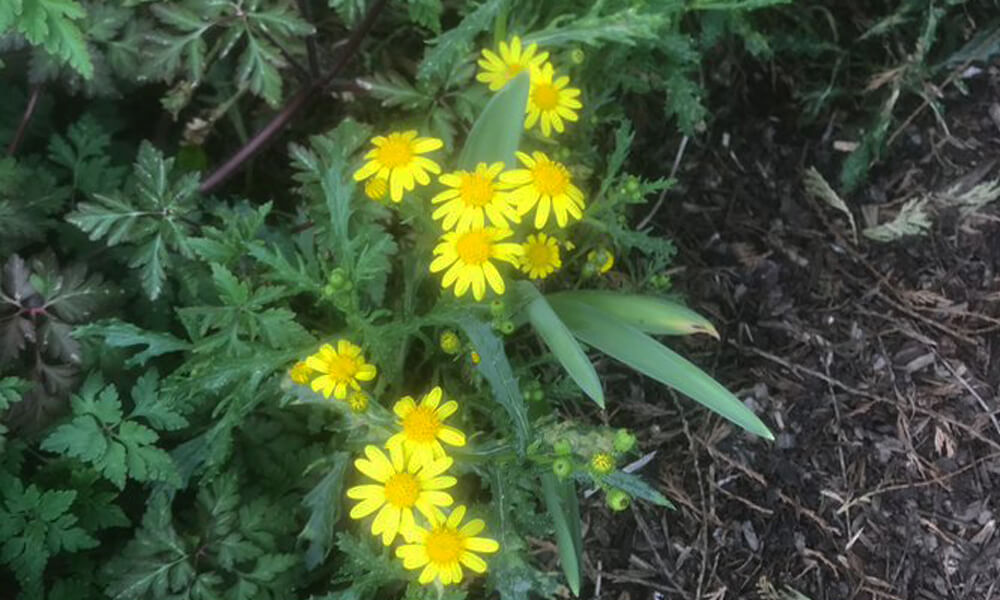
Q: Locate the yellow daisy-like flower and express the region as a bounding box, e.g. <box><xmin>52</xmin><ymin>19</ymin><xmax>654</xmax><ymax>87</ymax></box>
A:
<box><xmin>519</xmin><ymin>233</ymin><xmax>562</xmax><ymax>280</ymax></box>
<box><xmin>346</xmin><ymin>391</ymin><xmax>369</xmax><ymax>413</ymax></box>
<box><xmin>590</xmin><ymin>452</ymin><xmax>615</xmax><ymax>475</ymax></box>
<box><xmin>430</xmin><ymin>227</ymin><xmax>523</xmax><ymax>301</ymax></box>
<box><xmin>525</xmin><ymin>62</ymin><xmax>582</xmax><ymax>137</ymax></box>
<box><xmin>431</xmin><ymin>162</ymin><xmax>518</xmax><ymax>232</ymax></box>
<box><xmin>288</xmin><ymin>361</ymin><xmax>313</xmax><ymax>385</ymax></box>
<box><xmin>476</xmin><ymin>35</ymin><xmax>549</xmax><ymax>92</ymax></box>
<box><xmin>396</xmin><ymin>505</ymin><xmax>500</xmax><ymax>586</ymax></box>
<box><xmin>587</xmin><ymin>248</ymin><xmax>614</xmax><ymax>274</ymax></box>
<box><xmin>347</xmin><ymin>444</ymin><xmax>456</xmax><ymax>546</ymax></box>
<box><xmin>387</xmin><ymin>387</ymin><xmax>466</xmax><ymax>468</ymax></box>
<box><xmin>306</xmin><ymin>340</ymin><xmax>377</xmax><ymax>400</ymax></box>
<box><xmin>353</xmin><ymin>131</ymin><xmax>443</xmax><ymax>203</ymax></box>
<box><xmin>498</xmin><ymin>152</ymin><xmax>585</xmax><ymax>229</ymax></box>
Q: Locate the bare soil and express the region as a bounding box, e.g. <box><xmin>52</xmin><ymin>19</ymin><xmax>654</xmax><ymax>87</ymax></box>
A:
<box><xmin>579</xmin><ymin>67</ymin><xmax>1000</xmax><ymax>599</ymax></box>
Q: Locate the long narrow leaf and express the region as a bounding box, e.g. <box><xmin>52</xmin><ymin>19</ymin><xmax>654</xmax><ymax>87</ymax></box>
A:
<box><xmin>457</xmin><ymin>71</ymin><xmax>529</xmax><ymax>169</ymax></box>
<box><xmin>540</xmin><ymin>473</ymin><xmax>582</xmax><ymax>596</ymax></box>
<box><xmin>548</xmin><ymin>290</ymin><xmax>719</xmax><ymax>338</ymax></box>
<box><xmin>549</xmin><ymin>297</ymin><xmax>773</xmax><ymax>440</ymax></box>
<box><xmin>457</xmin><ymin>316</ymin><xmax>530</xmax><ymax>453</ymax></box>
<box><xmin>520</xmin><ymin>283</ymin><xmax>604</xmax><ymax>407</ymax></box>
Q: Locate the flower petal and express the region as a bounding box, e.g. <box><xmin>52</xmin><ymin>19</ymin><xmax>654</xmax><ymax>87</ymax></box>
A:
<box><xmin>460</xmin><ymin>551</ymin><xmax>488</xmax><ymax>573</ymax></box>
<box><xmin>465</xmin><ymin>536</ymin><xmax>500</xmax><ymax>553</ymax></box>
<box><xmin>438</xmin><ymin>426</ymin><xmax>467</xmax><ymax>447</ymax></box>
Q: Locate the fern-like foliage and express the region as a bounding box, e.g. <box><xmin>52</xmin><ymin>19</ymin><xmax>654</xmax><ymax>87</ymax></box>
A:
<box><xmin>67</xmin><ymin>141</ymin><xmax>199</xmax><ymax>300</ymax></box>
<box><xmin>0</xmin><ymin>0</ymin><xmax>93</xmax><ymax>78</ymax></box>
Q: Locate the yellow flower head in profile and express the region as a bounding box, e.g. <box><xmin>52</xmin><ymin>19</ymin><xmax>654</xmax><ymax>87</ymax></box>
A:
<box><xmin>525</xmin><ymin>62</ymin><xmax>582</xmax><ymax>137</ymax></box>
<box><xmin>306</xmin><ymin>340</ymin><xmax>377</xmax><ymax>400</ymax></box>
<box><xmin>476</xmin><ymin>35</ymin><xmax>549</xmax><ymax>92</ymax></box>
<box><xmin>388</xmin><ymin>387</ymin><xmax>466</xmax><ymax>468</ymax></box>
<box><xmin>347</xmin><ymin>444</ymin><xmax>456</xmax><ymax>546</ymax></box>
<box><xmin>430</xmin><ymin>227</ymin><xmax>523</xmax><ymax>301</ymax></box>
<box><xmin>353</xmin><ymin>131</ymin><xmax>443</xmax><ymax>203</ymax></box>
<box><xmin>288</xmin><ymin>361</ymin><xmax>313</xmax><ymax>385</ymax></box>
<box><xmin>364</xmin><ymin>177</ymin><xmax>389</xmax><ymax>202</ymax></box>
<box><xmin>431</xmin><ymin>162</ymin><xmax>519</xmax><ymax>232</ymax></box>
<box><xmin>587</xmin><ymin>248</ymin><xmax>614</xmax><ymax>274</ymax></box>
<box><xmin>519</xmin><ymin>233</ymin><xmax>562</xmax><ymax>280</ymax></box>
<box><xmin>396</xmin><ymin>505</ymin><xmax>500</xmax><ymax>586</ymax></box>
<box><xmin>347</xmin><ymin>391</ymin><xmax>369</xmax><ymax>413</ymax></box>
<box><xmin>498</xmin><ymin>152</ymin><xmax>585</xmax><ymax>229</ymax></box>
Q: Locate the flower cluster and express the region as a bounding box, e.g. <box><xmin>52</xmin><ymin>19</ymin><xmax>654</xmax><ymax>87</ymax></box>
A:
<box><xmin>347</xmin><ymin>387</ymin><xmax>500</xmax><ymax>586</ymax></box>
<box><xmin>350</xmin><ymin>36</ymin><xmax>599</xmax><ymax>303</ymax></box>
<box><xmin>289</xmin><ymin>339</ymin><xmax>377</xmax><ymax>404</ymax></box>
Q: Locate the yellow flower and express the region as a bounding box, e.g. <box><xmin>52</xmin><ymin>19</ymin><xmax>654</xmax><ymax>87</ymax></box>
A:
<box><xmin>395</xmin><ymin>505</ymin><xmax>500</xmax><ymax>585</ymax></box>
<box><xmin>347</xmin><ymin>391</ymin><xmax>369</xmax><ymax>413</ymax></box>
<box><xmin>519</xmin><ymin>233</ymin><xmax>562</xmax><ymax>280</ymax></box>
<box><xmin>387</xmin><ymin>387</ymin><xmax>466</xmax><ymax>468</ymax></box>
<box><xmin>364</xmin><ymin>177</ymin><xmax>389</xmax><ymax>202</ymax></box>
<box><xmin>525</xmin><ymin>62</ymin><xmax>582</xmax><ymax>137</ymax></box>
<box><xmin>353</xmin><ymin>131</ymin><xmax>443</xmax><ymax>203</ymax></box>
<box><xmin>476</xmin><ymin>35</ymin><xmax>549</xmax><ymax>92</ymax></box>
<box><xmin>431</xmin><ymin>162</ymin><xmax>519</xmax><ymax>232</ymax></box>
<box><xmin>288</xmin><ymin>361</ymin><xmax>313</xmax><ymax>385</ymax></box>
<box><xmin>430</xmin><ymin>227</ymin><xmax>523</xmax><ymax>301</ymax></box>
<box><xmin>347</xmin><ymin>444</ymin><xmax>456</xmax><ymax>546</ymax></box>
<box><xmin>306</xmin><ymin>340</ymin><xmax>377</xmax><ymax>400</ymax></box>
<box><xmin>470</xmin><ymin>352</ymin><xmax>481</xmax><ymax>365</ymax></box>
<box><xmin>590</xmin><ymin>452</ymin><xmax>615</xmax><ymax>475</ymax></box>
<box><xmin>498</xmin><ymin>152</ymin><xmax>585</xmax><ymax>229</ymax></box>
<box><xmin>587</xmin><ymin>248</ymin><xmax>614</xmax><ymax>274</ymax></box>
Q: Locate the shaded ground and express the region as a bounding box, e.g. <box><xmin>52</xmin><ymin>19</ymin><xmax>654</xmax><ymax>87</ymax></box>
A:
<box><xmin>577</xmin><ymin>69</ymin><xmax>1000</xmax><ymax>597</ymax></box>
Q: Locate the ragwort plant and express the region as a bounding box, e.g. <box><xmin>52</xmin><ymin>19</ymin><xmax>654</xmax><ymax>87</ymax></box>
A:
<box><xmin>0</xmin><ymin>2</ymin><xmax>782</xmax><ymax>599</ymax></box>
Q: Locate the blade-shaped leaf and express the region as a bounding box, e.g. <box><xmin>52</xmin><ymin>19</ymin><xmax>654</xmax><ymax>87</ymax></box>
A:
<box><xmin>548</xmin><ymin>290</ymin><xmax>719</xmax><ymax>338</ymax></box>
<box><xmin>458</xmin><ymin>71</ymin><xmax>529</xmax><ymax>169</ymax></box>
<box><xmin>540</xmin><ymin>473</ymin><xmax>582</xmax><ymax>596</ymax></box>
<box><xmin>549</xmin><ymin>297</ymin><xmax>773</xmax><ymax>440</ymax></box>
<box><xmin>520</xmin><ymin>283</ymin><xmax>603</xmax><ymax>407</ymax></box>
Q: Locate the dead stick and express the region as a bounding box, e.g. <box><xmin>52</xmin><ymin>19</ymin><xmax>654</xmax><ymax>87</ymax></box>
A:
<box><xmin>6</xmin><ymin>84</ymin><xmax>43</xmax><ymax>156</ymax></box>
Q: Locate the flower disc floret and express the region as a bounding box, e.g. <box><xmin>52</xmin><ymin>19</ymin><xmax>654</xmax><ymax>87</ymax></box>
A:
<box><xmin>476</xmin><ymin>36</ymin><xmax>549</xmax><ymax>91</ymax></box>
<box><xmin>347</xmin><ymin>444</ymin><xmax>456</xmax><ymax>546</ymax></box>
<box><xmin>498</xmin><ymin>152</ymin><xmax>585</xmax><ymax>229</ymax></box>
<box><xmin>388</xmin><ymin>387</ymin><xmax>466</xmax><ymax>468</ymax></box>
<box><xmin>525</xmin><ymin>62</ymin><xmax>582</xmax><ymax>137</ymax></box>
<box><xmin>430</xmin><ymin>227</ymin><xmax>523</xmax><ymax>301</ymax></box>
<box><xmin>432</xmin><ymin>162</ymin><xmax>518</xmax><ymax>232</ymax></box>
<box><xmin>395</xmin><ymin>505</ymin><xmax>500</xmax><ymax>586</ymax></box>
<box><xmin>306</xmin><ymin>340</ymin><xmax>377</xmax><ymax>400</ymax></box>
<box><xmin>519</xmin><ymin>233</ymin><xmax>562</xmax><ymax>279</ymax></box>
<box><xmin>353</xmin><ymin>131</ymin><xmax>443</xmax><ymax>202</ymax></box>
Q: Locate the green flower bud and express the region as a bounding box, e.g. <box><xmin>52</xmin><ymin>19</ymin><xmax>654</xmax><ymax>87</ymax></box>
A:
<box><xmin>625</xmin><ymin>177</ymin><xmax>640</xmax><ymax>194</ymax></box>
<box><xmin>613</xmin><ymin>428</ymin><xmax>636</xmax><ymax>453</ymax></box>
<box><xmin>490</xmin><ymin>299</ymin><xmax>506</xmax><ymax>316</ymax></box>
<box><xmin>553</xmin><ymin>457</ymin><xmax>573</xmax><ymax>479</ymax></box>
<box><xmin>500</xmin><ymin>320</ymin><xmax>515</xmax><ymax>335</ymax></box>
<box><xmin>606</xmin><ymin>488</ymin><xmax>630</xmax><ymax>512</ymax></box>
<box><xmin>530</xmin><ymin>389</ymin><xmax>545</xmax><ymax>402</ymax></box>
<box><xmin>439</xmin><ymin>330</ymin><xmax>461</xmax><ymax>355</ymax></box>
<box><xmin>328</xmin><ymin>268</ymin><xmax>348</xmax><ymax>288</ymax></box>
<box><xmin>570</xmin><ymin>47</ymin><xmax>585</xmax><ymax>64</ymax></box>
<box><xmin>590</xmin><ymin>452</ymin><xmax>615</xmax><ymax>475</ymax></box>
<box><xmin>553</xmin><ymin>440</ymin><xmax>572</xmax><ymax>455</ymax></box>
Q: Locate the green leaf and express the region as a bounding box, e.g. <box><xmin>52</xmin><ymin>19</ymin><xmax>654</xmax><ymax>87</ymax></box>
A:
<box><xmin>361</xmin><ymin>71</ymin><xmax>434</xmax><ymax>110</ymax></box>
<box><xmin>518</xmin><ymin>283</ymin><xmax>603</xmax><ymax>408</ymax></box>
<box><xmin>603</xmin><ymin>471</ymin><xmax>675</xmax><ymax>509</ymax></box>
<box><xmin>539</xmin><ymin>474</ymin><xmax>582</xmax><ymax>596</ymax></box>
<box><xmin>548</xmin><ymin>290</ymin><xmax>719</xmax><ymax>338</ymax></box>
<box><xmin>74</xmin><ymin>319</ymin><xmax>192</xmax><ymax>367</ymax></box>
<box><xmin>522</xmin><ymin>7</ymin><xmax>667</xmax><ymax>47</ymax></box>
<box><xmin>456</xmin><ymin>316</ymin><xmax>529</xmax><ymax>454</ymax></box>
<box><xmin>417</xmin><ymin>0</ymin><xmax>508</xmax><ymax>82</ymax></box>
<box><xmin>15</xmin><ymin>0</ymin><xmax>94</xmax><ymax>78</ymax></box>
<box><xmin>300</xmin><ymin>452</ymin><xmax>350</xmax><ymax>570</ymax></box>
<box><xmin>47</xmin><ymin>114</ymin><xmax>127</xmax><ymax>195</ymax></box>
<box><xmin>128</xmin><ymin>369</ymin><xmax>188</xmax><ymax>431</ymax></box>
<box><xmin>457</xmin><ymin>71</ymin><xmax>529</xmax><ymax>170</ymax></box>
<box><xmin>549</xmin><ymin>297</ymin><xmax>774</xmax><ymax>440</ymax></box>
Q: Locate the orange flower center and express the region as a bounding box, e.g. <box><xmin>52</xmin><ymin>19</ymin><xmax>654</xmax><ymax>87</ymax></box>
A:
<box><xmin>459</xmin><ymin>173</ymin><xmax>495</xmax><ymax>207</ymax></box>
<box><xmin>326</xmin><ymin>354</ymin><xmax>360</xmax><ymax>382</ymax></box>
<box><xmin>531</xmin><ymin>83</ymin><xmax>559</xmax><ymax>110</ymax></box>
<box><xmin>402</xmin><ymin>406</ymin><xmax>442</xmax><ymax>443</ymax></box>
<box><xmin>376</xmin><ymin>137</ymin><xmax>413</xmax><ymax>168</ymax></box>
<box><xmin>384</xmin><ymin>473</ymin><xmax>420</xmax><ymax>507</ymax></box>
<box><xmin>425</xmin><ymin>527</ymin><xmax>464</xmax><ymax>564</ymax></box>
<box><xmin>531</xmin><ymin>162</ymin><xmax>569</xmax><ymax>196</ymax></box>
<box><xmin>455</xmin><ymin>231</ymin><xmax>493</xmax><ymax>265</ymax></box>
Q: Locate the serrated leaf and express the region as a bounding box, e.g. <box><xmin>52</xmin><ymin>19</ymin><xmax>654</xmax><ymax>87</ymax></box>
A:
<box><xmin>418</xmin><ymin>0</ymin><xmax>508</xmax><ymax>82</ymax></box>
<box><xmin>17</xmin><ymin>0</ymin><xmax>94</xmax><ymax>78</ymax></box>
<box><xmin>128</xmin><ymin>370</ymin><xmax>188</xmax><ymax>431</ymax></box>
<box><xmin>300</xmin><ymin>452</ymin><xmax>350</xmax><ymax>570</ymax></box>
<box><xmin>522</xmin><ymin>7</ymin><xmax>666</xmax><ymax>47</ymax></box>
<box><xmin>74</xmin><ymin>319</ymin><xmax>192</xmax><ymax>367</ymax></box>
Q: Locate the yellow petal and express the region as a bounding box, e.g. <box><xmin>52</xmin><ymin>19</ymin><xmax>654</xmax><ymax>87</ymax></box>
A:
<box><xmin>418</xmin><ymin>563</ymin><xmax>438</xmax><ymax>585</ymax></box>
<box><xmin>413</xmin><ymin>138</ymin><xmax>443</xmax><ymax>153</ymax></box>
<box><xmin>460</xmin><ymin>551</ymin><xmax>487</xmax><ymax>573</ymax></box>
<box><xmin>353</xmin><ymin>160</ymin><xmax>380</xmax><ymax>181</ymax></box>
<box><xmin>435</xmin><ymin>400</ymin><xmax>458</xmax><ymax>420</ymax></box>
<box><xmin>437</xmin><ymin>426</ymin><xmax>466</xmax><ymax>447</ymax></box>
<box><xmin>349</xmin><ymin>496</ymin><xmax>384</xmax><ymax>519</ymax></box>
<box><xmin>423</xmin><ymin>475</ymin><xmax>457</xmax><ymax>491</ymax></box>
<box><xmin>346</xmin><ymin>484</ymin><xmax>384</xmax><ymax>500</ymax></box>
<box><xmin>465</xmin><ymin>536</ymin><xmax>500</xmax><ymax>553</ymax></box>
<box><xmin>394</xmin><ymin>396</ymin><xmax>416</xmax><ymax>419</ymax></box>
<box><xmin>459</xmin><ymin>518</ymin><xmax>485</xmax><ymax>537</ymax></box>
<box><xmin>447</xmin><ymin>505</ymin><xmax>467</xmax><ymax>529</ymax></box>
<box><xmin>423</xmin><ymin>386</ymin><xmax>442</xmax><ymax>410</ymax></box>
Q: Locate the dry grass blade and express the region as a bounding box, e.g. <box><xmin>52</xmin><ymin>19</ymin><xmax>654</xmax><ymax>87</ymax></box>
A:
<box><xmin>804</xmin><ymin>166</ymin><xmax>858</xmax><ymax>243</ymax></box>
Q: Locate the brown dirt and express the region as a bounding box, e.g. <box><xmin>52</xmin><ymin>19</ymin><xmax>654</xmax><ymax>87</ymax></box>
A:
<box><xmin>580</xmin><ymin>68</ymin><xmax>1000</xmax><ymax>598</ymax></box>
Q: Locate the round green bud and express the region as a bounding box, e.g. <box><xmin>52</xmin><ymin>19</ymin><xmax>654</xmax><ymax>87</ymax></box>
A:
<box><xmin>500</xmin><ymin>320</ymin><xmax>515</xmax><ymax>335</ymax></box>
<box><xmin>552</xmin><ymin>457</ymin><xmax>573</xmax><ymax>479</ymax></box>
<box><xmin>606</xmin><ymin>488</ymin><xmax>630</xmax><ymax>512</ymax></box>
<box><xmin>523</xmin><ymin>390</ymin><xmax>533</xmax><ymax>401</ymax></box>
<box><xmin>439</xmin><ymin>330</ymin><xmax>461</xmax><ymax>355</ymax></box>
<box><xmin>489</xmin><ymin>299</ymin><xmax>506</xmax><ymax>316</ymax></box>
<box><xmin>553</xmin><ymin>440</ymin><xmax>572</xmax><ymax>456</ymax></box>
<box><xmin>328</xmin><ymin>268</ymin><xmax>348</xmax><ymax>289</ymax></box>
<box><xmin>613</xmin><ymin>428</ymin><xmax>637</xmax><ymax>453</ymax></box>
<box><xmin>570</xmin><ymin>47</ymin><xmax>585</xmax><ymax>64</ymax></box>
<box><xmin>530</xmin><ymin>389</ymin><xmax>545</xmax><ymax>402</ymax></box>
<box><xmin>322</xmin><ymin>284</ymin><xmax>335</xmax><ymax>297</ymax></box>
<box><xmin>625</xmin><ymin>177</ymin><xmax>640</xmax><ymax>193</ymax></box>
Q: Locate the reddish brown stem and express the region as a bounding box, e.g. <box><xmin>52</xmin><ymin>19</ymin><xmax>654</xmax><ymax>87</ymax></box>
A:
<box><xmin>7</xmin><ymin>85</ymin><xmax>43</xmax><ymax>156</ymax></box>
<box><xmin>199</xmin><ymin>0</ymin><xmax>389</xmax><ymax>194</ymax></box>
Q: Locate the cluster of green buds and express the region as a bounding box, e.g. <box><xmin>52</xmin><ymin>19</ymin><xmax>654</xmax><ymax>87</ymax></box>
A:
<box><xmin>521</xmin><ymin>379</ymin><xmax>545</xmax><ymax>403</ymax></box>
<box><xmin>649</xmin><ymin>272</ymin><xmax>672</xmax><ymax>291</ymax></box>
<box><xmin>549</xmin><ymin>428</ymin><xmax>638</xmax><ymax>512</ymax></box>
<box><xmin>322</xmin><ymin>267</ymin><xmax>352</xmax><ymax>298</ymax></box>
<box><xmin>489</xmin><ymin>300</ymin><xmax>515</xmax><ymax>335</ymax></box>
